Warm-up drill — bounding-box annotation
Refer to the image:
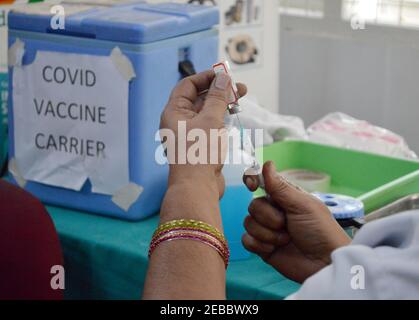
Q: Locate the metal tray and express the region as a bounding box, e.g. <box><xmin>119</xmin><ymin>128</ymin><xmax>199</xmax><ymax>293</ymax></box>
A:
<box><xmin>365</xmin><ymin>194</ymin><xmax>419</xmax><ymax>223</ymax></box>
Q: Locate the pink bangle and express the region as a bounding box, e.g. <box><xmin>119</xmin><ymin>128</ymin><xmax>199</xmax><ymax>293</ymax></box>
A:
<box><xmin>152</xmin><ymin>227</ymin><xmax>228</xmax><ymax>247</ymax></box>
<box><xmin>150</xmin><ymin>230</ymin><xmax>230</xmax><ymax>259</ymax></box>
<box><xmin>149</xmin><ymin>230</ymin><xmax>230</xmax><ymax>268</ymax></box>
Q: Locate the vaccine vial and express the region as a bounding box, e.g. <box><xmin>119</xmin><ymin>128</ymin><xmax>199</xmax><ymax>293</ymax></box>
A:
<box><xmin>212</xmin><ymin>61</ymin><xmax>242</xmax><ymax>114</ymax></box>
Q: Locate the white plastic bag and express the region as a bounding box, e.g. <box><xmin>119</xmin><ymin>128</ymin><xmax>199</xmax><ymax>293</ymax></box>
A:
<box><xmin>307</xmin><ymin>112</ymin><xmax>417</xmax><ymax>160</ymax></box>
<box><xmin>230</xmin><ymin>96</ymin><xmax>307</xmax><ymax>145</ymax></box>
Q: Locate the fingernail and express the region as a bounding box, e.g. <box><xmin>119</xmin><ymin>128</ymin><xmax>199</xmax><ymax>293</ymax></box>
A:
<box><xmin>267</xmin><ymin>163</ymin><xmax>278</xmax><ymax>179</ymax></box>
<box><xmin>214</xmin><ymin>73</ymin><xmax>230</xmax><ymax>90</ymax></box>
<box><xmin>268</xmin><ymin>161</ymin><xmax>277</xmax><ymax>172</ymax></box>
<box><xmin>244</xmin><ymin>176</ymin><xmax>257</xmax><ymax>189</ymax></box>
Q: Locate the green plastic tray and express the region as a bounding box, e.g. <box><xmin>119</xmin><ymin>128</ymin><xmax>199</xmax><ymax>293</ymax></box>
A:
<box><xmin>258</xmin><ymin>141</ymin><xmax>419</xmax><ymax>213</ymax></box>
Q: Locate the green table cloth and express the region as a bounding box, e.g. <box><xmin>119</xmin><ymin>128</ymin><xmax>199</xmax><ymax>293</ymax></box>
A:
<box><xmin>47</xmin><ymin>206</ymin><xmax>300</xmax><ymax>300</ymax></box>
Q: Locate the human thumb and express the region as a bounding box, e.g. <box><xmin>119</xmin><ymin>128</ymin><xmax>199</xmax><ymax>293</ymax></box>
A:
<box><xmin>263</xmin><ymin>161</ymin><xmax>303</xmax><ymax>209</ymax></box>
<box><xmin>201</xmin><ymin>73</ymin><xmax>232</xmax><ymax>120</ymax></box>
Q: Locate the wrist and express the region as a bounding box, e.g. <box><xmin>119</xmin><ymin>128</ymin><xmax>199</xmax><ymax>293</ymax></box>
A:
<box><xmin>322</xmin><ymin>220</ymin><xmax>352</xmax><ymax>265</ymax></box>
<box><xmin>168</xmin><ymin>165</ymin><xmax>219</xmax><ymax>188</ymax></box>
<box><xmin>160</xmin><ymin>173</ymin><xmax>223</xmax><ymax>229</ymax></box>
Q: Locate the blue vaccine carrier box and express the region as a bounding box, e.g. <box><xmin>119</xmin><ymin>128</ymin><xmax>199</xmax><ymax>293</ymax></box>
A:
<box><xmin>7</xmin><ymin>2</ymin><xmax>219</xmax><ymax>220</ymax></box>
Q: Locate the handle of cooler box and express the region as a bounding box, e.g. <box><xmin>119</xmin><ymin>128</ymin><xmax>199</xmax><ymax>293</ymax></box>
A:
<box><xmin>179</xmin><ymin>60</ymin><xmax>197</xmax><ymax>78</ymax></box>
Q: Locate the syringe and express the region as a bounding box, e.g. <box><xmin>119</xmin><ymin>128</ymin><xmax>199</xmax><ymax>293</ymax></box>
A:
<box><xmin>212</xmin><ymin>61</ymin><xmax>265</xmax><ymax>190</ymax></box>
<box><xmin>243</xmin><ymin>145</ymin><xmax>265</xmax><ymax>190</ymax></box>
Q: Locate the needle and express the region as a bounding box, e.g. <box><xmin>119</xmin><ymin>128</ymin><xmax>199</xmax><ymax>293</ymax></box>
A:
<box><xmin>236</xmin><ymin>114</ymin><xmax>244</xmax><ymax>151</ymax></box>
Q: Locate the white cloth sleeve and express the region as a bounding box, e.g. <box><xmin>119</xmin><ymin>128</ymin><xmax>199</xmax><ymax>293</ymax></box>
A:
<box><xmin>287</xmin><ymin>210</ymin><xmax>419</xmax><ymax>299</ymax></box>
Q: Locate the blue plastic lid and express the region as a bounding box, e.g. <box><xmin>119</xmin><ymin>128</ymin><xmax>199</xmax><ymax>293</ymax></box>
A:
<box><xmin>8</xmin><ymin>2</ymin><xmax>219</xmax><ymax>44</ymax></box>
<box><xmin>313</xmin><ymin>193</ymin><xmax>365</xmax><ymax>220</ymax></box>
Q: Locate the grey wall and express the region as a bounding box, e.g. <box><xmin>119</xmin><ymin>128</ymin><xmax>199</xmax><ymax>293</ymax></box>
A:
<box><xmin>279</xmin><ymin>15</ymin><xmax>419</xmax><ymax>154</ymax></box>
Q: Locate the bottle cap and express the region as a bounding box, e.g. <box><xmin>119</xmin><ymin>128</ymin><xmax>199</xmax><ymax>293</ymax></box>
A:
<box><xmin>228</xmin><ymin>103</ymin><xmax>242</xmax><ymax>115</ymax></box>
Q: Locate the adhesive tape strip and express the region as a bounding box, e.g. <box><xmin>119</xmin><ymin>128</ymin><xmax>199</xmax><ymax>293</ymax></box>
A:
<box><xmin>279</xmin><ymin>169</ymin><xmax>331</xmax><ymax>193</ymax></box>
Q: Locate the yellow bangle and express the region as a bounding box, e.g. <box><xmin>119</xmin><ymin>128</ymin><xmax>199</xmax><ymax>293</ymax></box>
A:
<box><xmin>154</xmin><ymin>219</ymin><xmax>226</xmax><ymax>244</ymax></box>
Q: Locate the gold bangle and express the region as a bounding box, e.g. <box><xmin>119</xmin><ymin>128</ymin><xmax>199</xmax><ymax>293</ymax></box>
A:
<box><xmin>154</xmin><ymin>219</ymin><xmax>225</xmax><ymax>243</ymax></box>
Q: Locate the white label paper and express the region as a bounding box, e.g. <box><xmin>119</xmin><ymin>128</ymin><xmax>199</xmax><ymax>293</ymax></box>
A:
<box><xmin>13</xmin><ymin>50</ymin><xmax>130</xmax><ymax>195</ymax></box>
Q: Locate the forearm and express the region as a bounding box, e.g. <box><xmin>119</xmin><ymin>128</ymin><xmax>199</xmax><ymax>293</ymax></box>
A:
<box><xmin>143</xmin><ymin>170</ymin><xmax>226</xmax><ymax>300</ymax></box>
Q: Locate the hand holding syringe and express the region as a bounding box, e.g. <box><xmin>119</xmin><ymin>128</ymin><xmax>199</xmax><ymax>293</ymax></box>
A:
<box><xmin>212</xmin><ymin>61</ymin><xmax>265</xmax><ymax>190</ymax></box>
